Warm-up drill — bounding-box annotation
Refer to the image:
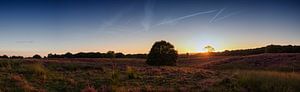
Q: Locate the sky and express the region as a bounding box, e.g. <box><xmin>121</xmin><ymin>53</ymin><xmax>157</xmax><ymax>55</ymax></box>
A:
<box><xmin>0</xmin><ymin>0</ymin><xmax>300</xmax><ymax>56</ymax></box>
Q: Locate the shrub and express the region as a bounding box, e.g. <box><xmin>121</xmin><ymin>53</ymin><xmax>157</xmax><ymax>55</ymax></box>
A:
<box><xmin>0</xmin><ymin>55</ymin><xmax>9</xmax><ymax>58</ymax></box>
<box><xmin>110</xmin><ymin>64</ymin><xmax>120</xmax><ymax>85</ymax></box>
<box><xmin>23</xmin><ymin>63</ymin><xmax>48</xmax><ymax>75</ymax></box>
<box><xmin>146</xmin><ymin>40</ymin><xmax>178</xmax><ymax>66</ymax></box>
<box><xmin>115</xmin><ymin>53</ymin><xmax>125</xmax><ymax>58</ymax></box>
<box><xmin>126</xmin><ymin>66</ymin><xmax>139</xmax><ymax>79</ymax></box>
<box><xmin>10</xmin><ymin>56</ymin><xmax>24</xmax><ymax>59</ymax></box>
<box><xmin>64</xmin><ymin>52</ymin><xmax>73</xmax><ymax>58</ymax></box>
<box><xmin>32</xmin><ymin>54</ymin><xmax>42</xmax><ymax>59</ymax></box>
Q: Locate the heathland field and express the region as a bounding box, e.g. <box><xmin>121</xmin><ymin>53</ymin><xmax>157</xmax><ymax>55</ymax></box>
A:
<box><xmin>1</xmin><ymin>53</ymin><xmax>300</xmax><ymax>92</ymax></box>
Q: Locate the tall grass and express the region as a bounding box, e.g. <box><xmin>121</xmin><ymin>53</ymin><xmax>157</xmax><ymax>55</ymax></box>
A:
<box><xmin>110</xmin><ymin>63</ymin><xmax>120</xmax><ymax>85</ymax></box>
<box><xmin>10</xmin><ymin>74</ymin><xmax>37</xmax><ymax>91</ymax></box>
<box><xmin>126</xmin><ymin>66</ymin><xmax>139</xmax><ymax>79</ymax></box>
<box><xmin>0</xmin><ymin>60</ymin><xmax>22</xmax><ymax>70</ymax></box>
<box><xmin>236</xmin><ymin>70</ymin><xmax>300</xmax><ymax>92</ymax></box>
<box><xmin>22</xmin><ymin>63</ymin><xmax>49</xmax><ymax>76</ymax></box>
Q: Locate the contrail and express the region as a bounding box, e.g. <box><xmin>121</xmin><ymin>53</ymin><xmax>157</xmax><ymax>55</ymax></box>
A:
<box><xmin>156</xmin><ymin>9</ymin><xmax>217</xmax><ymax>26</ymax></box>
<box><xmin>142</xmin><ymin>0</ymin><xmax>156</xmax><ymax>31</ymax></box>
<box><xmin>213</xmin><ymin>11</ymin><xmax>240</xmax><ymax>22</ymax></box>
<box><xmin>99</xmin><ymin>5</ymin><xmax>133</xmax><ymax>32</ymax></box>
<box><xmin>209</xmin><ymin>8</ymin><xmax>226</xmax><ymax>23</ymax></box>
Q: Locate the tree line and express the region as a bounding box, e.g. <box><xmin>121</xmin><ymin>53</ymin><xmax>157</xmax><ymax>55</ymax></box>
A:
<box><xmin>47</xmin><ymin>51</ymin><xmax>147</xmax><ymax>59</ymax></box>
<box><xmin>211</xmin><ymin>45</ymin><xmax>300</xmax><ymax>56</ymax></box>
<box><xmin>0</xmin><ymin>55</ymin><xmax>24</xmax><ymax>59</ymax></box>
<box><xmin>0</xmin><ymin>51</ymin><xmax>147</xmax><ymax>59</ymax></box>
<box><xmin>1</xmin><ymin>44</ymin><xmax>300</xmax><ymax>59</ymax></box>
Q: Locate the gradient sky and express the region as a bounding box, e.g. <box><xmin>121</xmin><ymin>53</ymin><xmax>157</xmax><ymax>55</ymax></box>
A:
<box><xmin>0</xmin><ymin>0</ymin><xmax>300</xmax><ymax>56</ymax></box>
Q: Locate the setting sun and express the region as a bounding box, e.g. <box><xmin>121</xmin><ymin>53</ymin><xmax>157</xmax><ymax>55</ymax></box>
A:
<box><xmin>186</xmin><ymin>36</ymin><xmax>221</xmax><ymax>53</ymax></box>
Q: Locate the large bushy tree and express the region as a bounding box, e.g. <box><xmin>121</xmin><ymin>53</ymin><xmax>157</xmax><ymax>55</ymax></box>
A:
<box><xmin>146</xmin><ymin>40</ymin><xmax>178</xmax><ymax>66</ymax></box>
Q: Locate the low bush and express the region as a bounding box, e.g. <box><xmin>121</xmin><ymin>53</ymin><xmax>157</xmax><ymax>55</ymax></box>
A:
<box><xmin>126</xmin><ymin>66</ymin><xmax>139</xmax><ymax>79</ymax></box>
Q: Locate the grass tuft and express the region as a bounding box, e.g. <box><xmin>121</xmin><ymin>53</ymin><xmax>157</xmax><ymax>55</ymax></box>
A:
<box><xmin>126</xmin><ymin>66</ymin><xmax>140</xmax><ymax>79</ymax></box>
<box><xmin>23</xmin><ymin>63</ymin><xmax>49</xmax><ymax>76</ymax></box>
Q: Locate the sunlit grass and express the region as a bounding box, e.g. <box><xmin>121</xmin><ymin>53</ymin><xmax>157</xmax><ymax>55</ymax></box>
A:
<box><xmin>22</xmin><ymin>63</ymin><xmax>49</xmax><ymax>75</ymax></box>
<box><xmin>209</xmin><ymin>70</ymin><xmax>300</xmax><ymax>92</ymax></box>
<box><xmin>126</xmin><ymin>66</ymin><xmax>140</xmax><ymax>79</ymax></box>
<box><xmin>236</xmin><ymin>70</ymin><xmax>300</xmax><ymax>92</ymax></box>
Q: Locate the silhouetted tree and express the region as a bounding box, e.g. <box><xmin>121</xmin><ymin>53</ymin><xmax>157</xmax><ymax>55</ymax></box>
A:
<box><xmin>204</xmin><ymin>45</ymin><xmax>215</xmax><ymax>53</ymax></box>
<box><xmin>47</xmin><ymin>53</ymin><xmax>53</xmax><ymax>58</ymax></box>
<box><xmin>47</xmin><ymin>53</ymin><xmax>63</xmax><ymax>58</ymax></box>
<box><xmin>106</xmin><ymin>51</ymin><xmax>115</xmax><ymax>58</ymax></box>
<box><xmin>47</xmin><ymin>51</ymin><xmax>146</xmax><ymax>58</ymax></box>
<box><xmin>186</xmin><ymin>53</ymin><xmax>189</xmax><ymax>58</ymax></box>
<box><xmin>64</xmin><ymin>52</ymin><xmax>73</xmax><ymax>58</ymax></box>
<box><xmin>115</xmin><ymin>53</ymin><xmax>125</xmax><ymax>58</ymax></box>
<box><xmin>146</xmin><ymin>40</ymin><xmax>178</xmax><ymax>66</ymax></box>
<box><xmin>10</xmin><ymin>56</ymin><xmax>24</xmax><ymax>59</ymax></box>
<box><xmin>32</xmin><ymin>54</ymin><xmax>42</xmax><ymax>59</ymax></box>
<box><xmin>0</xmin><ymin>55</ymin><xmax>9</xmax><ymax>58</ymax></box>
<box><xmin>203</xmin><ymin>45</ymin><xmax>300</xmax><ymax>56</ymax></box>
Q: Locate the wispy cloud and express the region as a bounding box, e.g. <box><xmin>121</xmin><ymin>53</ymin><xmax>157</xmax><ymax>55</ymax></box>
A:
<box><xmin>156</xmin><ymin>9</ymin><xmax>217</xmax><ymax>26</ymax></box>
<box><xmin>99</xmin><ymin>11</ymin><xmax>126</xmax><ymax>31</ymax></box>
<box><xmin>209</xmin><ymin>8</ymin><xmax>226</xmax><ymax>23</ymax></box>
<box><xmin>213</xmin><ymin>11</ymin><xmax>240</xmax><ymax>22</ymax></box>
<box><xmin>99</xmin><ymin>5</ymin><xmax>133</xmax><ymax>32</ymax></box>
<box><xmin>142</xmin><ymin>0</ymin><xmax>156</xmax><ymax>31</ymax></box>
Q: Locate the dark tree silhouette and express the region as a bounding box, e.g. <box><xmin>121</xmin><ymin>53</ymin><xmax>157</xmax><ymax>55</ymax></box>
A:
<box><xmin>32</xmin><ymin>54</ymin><xmax>42</xmax><ymax>59</ymax></box>
<box><xmin>47</xmin><ymin>53</ymin><xmax>63</xmax><ymax>58</ymax></box>
<box><xmin>10</xmin><ymin>56</ymin><xmax>24</xmax><ymax>59</ymax></box>
<box><xmin>115</xmin><ymin>53</ymin><xmax>125</xmax><ymax>58</ymax></box>
<box><xmin>46</xmin><ymin>51</ymin><xmax>147</xmax><ymax>59</ymax></box>
<box><xmin>146</xmin><ymin>40</ymin><xmax>178</xmax><ymax>66</ymax></box>
<box><xmin>200</xmin><ymin>45</ymin><xmax>300</xmax><ymax>56</ymax></box>
<box><xmin>0</xmin><ymin>55</ymin><xmax>9</xmax><ymax>58</ymax></box>
<box><xmin>204</xmin><ymin>45</ymin><xmax>215</xmax><ymax>53</ymax></box>
<box><xmin>106</xmin><ymin>51</ymin><xmax>115</xmax><ymax>58</ymax></box>
<box><xmin>64</xmin><ymin>52</ymin><xmax>73</xmax><ymax>58</ymax></box>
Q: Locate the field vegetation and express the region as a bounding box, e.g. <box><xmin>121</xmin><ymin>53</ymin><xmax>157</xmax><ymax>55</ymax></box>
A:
<box><xmin>0</xmin><ymin>53</ymin><xmax>299</xmax><ymax>92</ymax></box>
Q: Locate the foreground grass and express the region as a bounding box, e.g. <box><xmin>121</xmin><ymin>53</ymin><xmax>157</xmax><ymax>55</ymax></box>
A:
<box><xmin>210</xmin><ymin>70</ymin><xmax>300</xmax><ymax>92</ymax></box>
<box><xmin>0</xmin><ymin>59</ymin><xmax>219</xmax><ymax>92</ymax></box>
<box><xmin>236</xmin><ymin>70</ymin><xmax>300</xmax><ymax>92</ymax></box>
<box><xmin>1</xmin><ymin>57</ymin><xmax>300</xmax><ymax>92</ymax></box>
<box><xmin>206</xmin><ymin>53</ymin><xmax>300</xmax><ymax>72</ymax></box>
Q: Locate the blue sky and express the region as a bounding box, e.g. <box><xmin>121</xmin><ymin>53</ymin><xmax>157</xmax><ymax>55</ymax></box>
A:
<box><xmin>0</xmin><ymin>0</ymin><xmax>300</xmax><ymax>56</ymax></box>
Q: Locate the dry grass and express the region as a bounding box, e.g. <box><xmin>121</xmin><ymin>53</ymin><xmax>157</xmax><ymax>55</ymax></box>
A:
<box><xmin>204</xmin><ymin>53</ymin><xmax>300</xmax><ymax>72</ymax></box>
<box><xmin>10</xmin><ymin>74</ymin><xmax>37</xmax><ymax>91</ymax></box>
<box><xmin>0</xmin><ymin>53</ymin><xmax>300</xmax><ymax>91</ymax></box>
<box><xmin>0</xmin><ymin>58</ymin><xmax>221</xmax><ymax>91</ymax></box>
<box><xmin>235</xmin><ymin>70</ymin><xmax>300</xmax><ymax>92</ymax></box>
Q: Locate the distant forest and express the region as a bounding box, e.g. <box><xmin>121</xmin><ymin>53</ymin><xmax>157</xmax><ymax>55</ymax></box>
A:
<box><xmin>47</xmin><ymin>51</ymin><xmax>147</xmax><ymax>59</ymax></box>
<box><xmin>210</xmin><ymin>45</ymin><xmax>300</xmax><ymax>56</ymax></box>
<box><xmin>1</xmin><ymin>45</ymin><xmax>300</xmax><ymax>59</ymax></box>
<box><xmin>0</xmin><ymin>51</ymin><xmax>147</xmax><ymax>59</ymax></box>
